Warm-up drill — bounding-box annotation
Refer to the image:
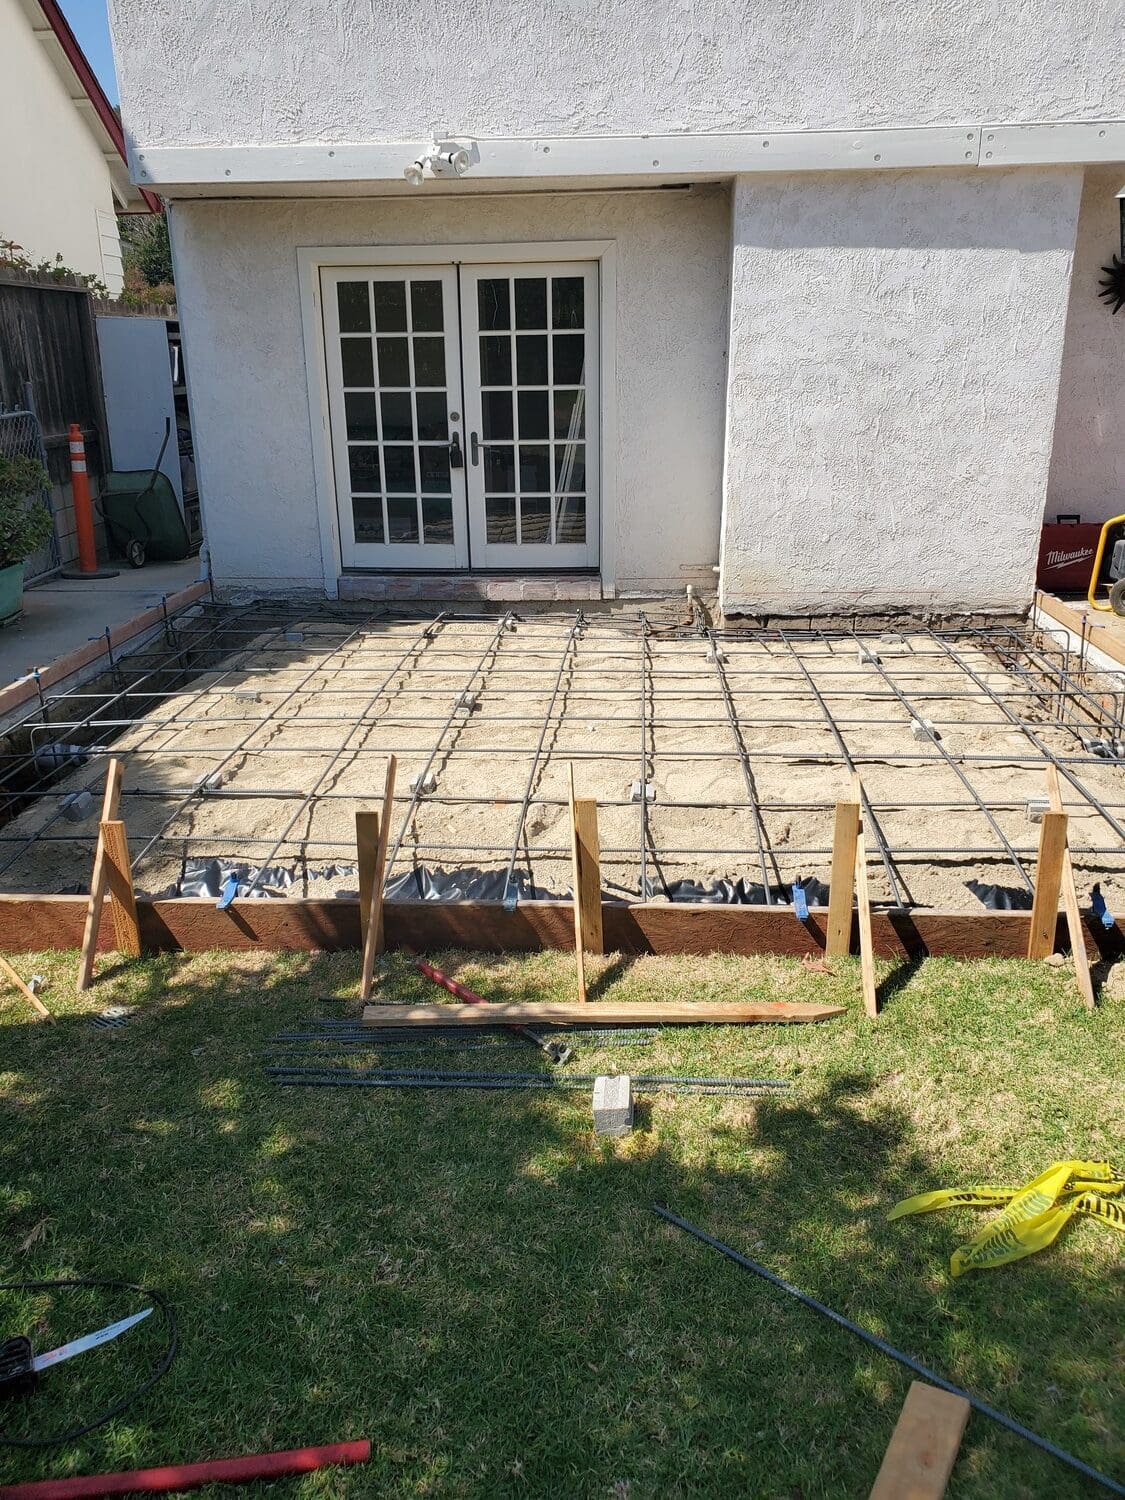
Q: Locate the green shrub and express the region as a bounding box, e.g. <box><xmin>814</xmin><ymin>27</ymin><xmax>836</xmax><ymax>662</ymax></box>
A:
<box><xmin>0</xmin><ymin>455</ymin><xmax>54</xmax><ymax>569</ymax></box>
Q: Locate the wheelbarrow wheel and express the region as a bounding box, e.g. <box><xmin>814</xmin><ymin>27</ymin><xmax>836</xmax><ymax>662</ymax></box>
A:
<box><xmin>126</xmin><ymin>539</ymin><xmax>146</xmax><ymax>569</ymax></box>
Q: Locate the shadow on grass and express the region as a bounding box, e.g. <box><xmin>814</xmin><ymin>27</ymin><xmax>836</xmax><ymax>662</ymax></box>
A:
<box><xmin>0</xmin><ymin>948</ymin><xmax>1121</xmax><ymax>1499</ymax></box>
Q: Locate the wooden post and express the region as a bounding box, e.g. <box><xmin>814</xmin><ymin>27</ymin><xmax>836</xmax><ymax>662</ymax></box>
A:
<box><xmin>0</xmin><ymin>952</ymin><xmax>52</xmax><ymax>1022</ymax></box>
<box><xmin>77</xmin><ymin>758</ymin><xmax>124</xmax><ymax>991</ymax></box>
<box><xmin>852</xmin><ymin>773</ymin><xmax>878</xmax><ymax>1018</ymax></box>
<box><xmin>359</xmin><ymin>755</ymin><xmax>397</xmax><ymax>1001</ymax></box>
<box><xmin>1027</xmin><ymin>811</ymin><xmax>1068</xmax><ymax>961</ymax></box>
<box><xmin>568</xmin><ymin>763</ymin><xmax>591</xmax><ymax>1002</ymax></box>
<box><xmin>100</xmin><ymin>819</ymin><xmax>141</xmax><ymax>958</ymax></box>
<box><xmin>869</xmin><ymin>1381</ymin><xmax>970</xmax><ymax>1500</ymax></box>
<box><xmin>826</xmin><ymin>796</ymin><xmax>860</xmax><ymax>958</ymax></box>
<box><xmin>355</xmin><ymin>810</ymin><xmax>379</xmax><ymax>954</ymax></box>
<box><xmin>1046</xmin><ymin>767</ymin><xmax>1095</xmax><ymax>1009</ymax></box>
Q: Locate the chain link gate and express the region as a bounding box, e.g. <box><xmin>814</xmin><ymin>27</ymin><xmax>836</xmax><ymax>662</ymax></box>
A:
<box><xmin>0</xmin><ymin>403</ymin><xmax>62</xmax><ymax>582</ymax></box>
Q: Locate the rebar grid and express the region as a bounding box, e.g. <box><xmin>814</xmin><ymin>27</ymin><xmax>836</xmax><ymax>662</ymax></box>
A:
<box><xmin>0</xmin><ymin>598</ymin><xmax>1120</xmax><ymax>911</ymax></box>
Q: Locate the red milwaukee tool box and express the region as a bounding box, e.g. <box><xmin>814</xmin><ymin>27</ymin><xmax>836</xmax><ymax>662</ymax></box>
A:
<box><xmin>1036</xmin><ymin>516</ymin><xmax>1102</xmax><ymax>590</ymax></box>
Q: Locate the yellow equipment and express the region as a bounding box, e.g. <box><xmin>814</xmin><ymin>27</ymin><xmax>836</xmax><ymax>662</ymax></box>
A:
<box><xmin>1086</xmin><ymin>512</ymin><xmax>1125</xmax><ymax>614</ymax></box>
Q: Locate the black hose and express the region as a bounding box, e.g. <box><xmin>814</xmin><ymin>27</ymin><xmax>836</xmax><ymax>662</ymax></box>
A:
<box><xmin>652</xmin><ymin>1205</ymin><xmax>1124</xmax><ymax>1496</ymax></box>
<box><xmin>0</xmin><ymin>1278</ymin><xmax>177</xmax><ymax>1448</ymax></box>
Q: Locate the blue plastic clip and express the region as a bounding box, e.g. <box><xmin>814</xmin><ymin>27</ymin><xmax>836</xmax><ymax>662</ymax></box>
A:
<box><xmin>791</xmin><ymin>882</ymin><xmax>809</xmax><ymax>920</ymax></box>
<box><xmin>1090</xmin><ymin>883</ymin><xmax>1115</xmax><ymax>930</ymax></box>
<box><xmin>217</xmin><ymin>874</ymin><xmax>239</xmax><ymax>910</ymax></box>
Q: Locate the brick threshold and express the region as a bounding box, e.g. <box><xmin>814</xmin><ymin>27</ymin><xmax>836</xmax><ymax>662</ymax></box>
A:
<box><xmin>338</xmin><ymin>573</ymin><xmax>604</xmax><ymax>602</ymax></box>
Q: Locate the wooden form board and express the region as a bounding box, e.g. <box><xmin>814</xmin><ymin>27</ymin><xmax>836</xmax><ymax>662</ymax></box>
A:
<box><xmin>869</xmin><ymin>1381</ymin><xmax>970</xmax><ymax>1500</ymax></box>
<box><xmin>362</xmin><ymin>1000</ymin><xmax>845</xmax><ymax>1026</ymax></box>
<box><xmin>1027</xmin><ymin>811</ymin><xmax>1068</xmax><ymax>961</ymax></box>
<box><xmin>826</xmin><ymin>798</ymin><xmax>860</xmax><ymax>959</ymax></box>
<box><xmin>78</xmin><ymin>758</ymin><xmax>124</xmax><ymax>990</ymax></box>
<box><xmin>359</xmin><ymin>755</ymin><xmax>397</xmax><ymax>1001</ymax></box>
<box><xmin>100</xmin><ymin>820</ymin><xmax>141</xmax><ymax>958</ymax></box>
<box><xmin>852</xmin><ymin>774</ymin><xmax>879</xmax><ymax>1018</ymax></box>
<box><xmin>0</xmin><ymin>896</ymin><xmax>1106</xmax><ymax>962</ymax></box>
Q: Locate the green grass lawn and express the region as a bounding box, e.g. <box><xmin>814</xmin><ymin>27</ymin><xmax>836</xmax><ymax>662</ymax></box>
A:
<box><xmin>1</xmin><ymin>948</ymin><xmax>1122</xmax><ymax>1498</ymax></box>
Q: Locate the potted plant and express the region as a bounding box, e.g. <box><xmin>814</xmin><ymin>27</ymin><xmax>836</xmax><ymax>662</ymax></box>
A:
<box><xmin>0</xmin><ymin>454</ymin><xmax>54</xmax><ymax>624</ymax></box>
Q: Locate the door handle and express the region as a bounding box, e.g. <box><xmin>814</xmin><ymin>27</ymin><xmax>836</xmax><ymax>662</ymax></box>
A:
<box><xmin>469</xmin><ymin>432</ymin><xmax>479</xmax><ymax>466</ymax></box>
<box><xmin>449</xmin><ymin>431</ymin><xmax>464</xmax><ymax>469</ymax></box>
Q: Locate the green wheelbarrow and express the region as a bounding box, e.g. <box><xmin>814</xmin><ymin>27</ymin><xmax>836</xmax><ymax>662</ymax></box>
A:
<box><xmin>99</xmin><ymin>419</ymin><xmax>192</xmax><ymax>568</ymax></box>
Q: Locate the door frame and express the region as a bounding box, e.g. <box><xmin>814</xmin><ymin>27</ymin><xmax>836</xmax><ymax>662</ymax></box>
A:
<box><xmin>298</xmin><ymin>240</ymin><xmax>618</xmax><ymax>598</ymax></box>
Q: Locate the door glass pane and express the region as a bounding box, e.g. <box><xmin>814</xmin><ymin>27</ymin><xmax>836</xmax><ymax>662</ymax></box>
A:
<box><xmin>516</xmin><ymin>335</ymin><xmax>548</xmax><ymax>384</ymax></box>
<box><xmin>480</xmin><ymin>336</ymin><xmax>512</xmax><ymax>385</ymax></box>
<box><xmin>345</xmin><ymin>392</ymin><xmax>378</xmax><ymax>441</ymax></box>
<box><xmin>387</xmin><ymin>495</ymin><xmax>419</xmax><ymax>542</ymax></box>
<box><xmin>337</xmin><ymin>282</ymin><xmax>370</xmax><ymax>333</ymax></box>
<box><xmin>555</xmin><ymin>443</ymin><xmax>585</xmax><ymax>491</ymax></box>
<box><xmin>515</xmin><ymin>278</ymin><xmax>548</xmax><ymax>329</ymax></box>
<box><xmin>484</xmin><ymin>445</ymin><xmax>515</xmax><ymax>492</ymax></box>
<box><xmin>553</xmin><ymin>334</ymin><xmax>585</xmax><ymax>384</ymax></box>
<box><xmin>555</xmin><ymin>495</ymin><xmax>585</xmax><ymax>544</ymax></box>
<box><xmin>520</xmin><ymin>496</ymin><xmax>551</xmax><ymax>542</ymax></box>
<box><xmin>415</xmin><ymin>392</ymin><xmax>448</xmax><ymax>441</ymax></box>
<box><xmin>341</xmin><ymin>338</ymin><xmax>374</xmax><ymax>387</ymax></box>
<box><xmin>352</xmin><ymin>496</ymin><xmax>384</xmax><ymax>543</ymax></box>
<box><xmin>380</xmin><ymin>392</ymin><xmax>413</xmax><ymax>441</ymax></box>
<box><xmin>383</xmin><ymin>446</ymin><xmax>415</xmax><ymax>492</ymax></box>
<box><xmin>413</xmin><ymin>338</ymin><xmax>446</xmax><ymax>387</ymax></box>
<box><xmin>517</xmin><ymin>390</ymin><xmax>549</xmax><ymax>440</ymax></box>
<box><xmin>422</xmin><ymin>497</ymin><xmax>453</xmax><ymax>543</ymax></box>
<box><xmin>419</xmin><ymin>446</ymin><xmax>451</xmax><ymax>494</ymax></box>
<box><xmin>551</xmin><ymin>277</ymin><xmax>584</xmax><ymax>329</ymax></box>
<box><xmin>482</xmin><ymin>391</ymin><xmax>513</xmax><ymax>440</ymax></box>
<box><xmin>519</xmin><ymin>444</ymin><xmax>550</xmax><ymax>491</ymax></box>
<box><xmin>411</xmin><ymin>280</ymin><xmax>443</xmax><ymax>332</ymax></box>
<box><xmin>377</xmin><ymin>337</ymin><xmax>410</xmax><ymax>386</ymax></box>
<box><xmin>373</xmin><ymin>281</ymin><xmax>408</xmax><ymax>332</ymax></box>
<box><xmin>486</xmin><ymin>497</ymin><xmax>516</xmax><ymax>543</ymax></box>
<box><xmin>478</xmin><ymin>279</ymin><xmax>511</xmax><ymax>330</ymax></box>
<box><xmin>348</xmin><ymin>446</ymin><xmax>380</xmax><ymax>493</ymax></box>
<box><xmin>553</xmin><ymin>389</ymin><xmax>585</xmax><ymax>440</ymax></box>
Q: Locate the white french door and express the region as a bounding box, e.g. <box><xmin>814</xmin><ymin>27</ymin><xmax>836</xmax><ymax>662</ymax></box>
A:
<box><xmin>322</xmin><ymin>259</ymin><xmax>599</xmax><ymax>571</ymax></box>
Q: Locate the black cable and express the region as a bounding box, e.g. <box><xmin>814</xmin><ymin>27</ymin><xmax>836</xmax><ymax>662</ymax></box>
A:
<box><xmin>0</xmin><ymin>1278</ymin><xmax>177</xmax><ymax>1448</ymax></box>
<box><xmin>653</xmin><ymin>1205</ymin><xmax>1125</xmax><ymax>1496</ymax></box>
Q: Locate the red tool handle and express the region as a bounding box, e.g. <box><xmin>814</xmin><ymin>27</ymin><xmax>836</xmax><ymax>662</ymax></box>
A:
<box><xmin>415</xmin><ymin>959</ymin><xmax>488</xmax><ymax>1006</ymax></box>
<box><xmin>0</xmin><ymin>1439</ymin><xmax>371</xmax><ymax>1498</ymax></box>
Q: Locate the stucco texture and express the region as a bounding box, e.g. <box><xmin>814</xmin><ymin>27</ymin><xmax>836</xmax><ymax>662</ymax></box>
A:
<box><xmin>719</xmin><ymin>168</ymin><xmax>1084</xmax><ymax>617</ymax></box>
<box><xmin>108</xmin><ymin>0</ymin><xmax>1125</xmax><ymax>149</ymax></box>
<box><xmin>170</xmin><ymin>188</ymin><xmax>730</xmax><ymax>592</ymax></box>
<box><xmin>1046</xmin><ymin>164</ymin><xmax>1125</xmax><ymax>526</ymax></box>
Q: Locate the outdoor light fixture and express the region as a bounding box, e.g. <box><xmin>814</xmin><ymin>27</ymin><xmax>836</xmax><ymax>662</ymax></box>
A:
<box><xmin>402</xmin><ymin>140</ymin><xmax>474</xmax><ymax>185</ymax></box>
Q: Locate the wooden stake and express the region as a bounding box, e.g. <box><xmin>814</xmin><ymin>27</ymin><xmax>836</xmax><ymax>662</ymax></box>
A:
<box><xmin>571</xmin><ymin>793</ymin><xmax>603</xmax><ymax>955</ymax></box>
<box><xmin>868</xmin><ymin>1381</ymin><xmax>970</xmax><ymax>1500</ymax></box>
<box><xmin>826</xmin><ymin>795</ymin><xmax>861</xmax><ymax>958</ymax></box>
<box><xmin>100</xmin><ymin>819</ymin><xmax>141</xmax><ymax>958</ymax></box>
<box><xmin>568</xmin><ymin>763</ymin><xmax>589</xmax><ymax>1002</ymax></box>
<box><xmin>359</xmin><ymin>755</ymin><xmax>397</xmax><ymax>1001</ymax></box>
<box><xmin>1027</xmin><ymin>811</ymin><xmax>1068</xmax><ymax>961</ymax></box>
<box><xmin>77</xmin><ymin>758</ymin><xmax>124</xmax><ymax>991</ymax></box>
<box><xmin>355</xmin><ymin>810</ymin><xmax>379</xmax><ymax>953</ymax></box>
<box><xmin>1046</xmin><ymin>767</ymin><xmax>1095</xmax><ymax>1009</ymax></box>
<box><xmin>0</xmin><ymin>952</ymin><xmax>52</xmax><ymax>1022</ymax></box>
<box><xmin>852</xmin><ymin>773</ymin><xmax>878</xmax><ymax>1018</ymax></box>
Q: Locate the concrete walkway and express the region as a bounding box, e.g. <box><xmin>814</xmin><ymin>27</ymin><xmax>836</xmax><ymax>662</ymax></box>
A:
<box><xmin>0</xmin><ymin>558</ymin><xmax>203</xmax><ymax>687</ymax></box>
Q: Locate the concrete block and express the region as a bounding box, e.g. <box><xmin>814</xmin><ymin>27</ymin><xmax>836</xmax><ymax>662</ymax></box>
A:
<box><xmin>593</xmin><ymin>1074</ymin><xmax>633</xmax><ymax>1136</ymax></box>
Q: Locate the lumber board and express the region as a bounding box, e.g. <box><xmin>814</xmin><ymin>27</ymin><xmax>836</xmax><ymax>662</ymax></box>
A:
<box><xmin>1027</xmin><ymin>811</ymin><xmax>1067</xmax><ymax>960</ymax></box>
<box><xmin>362</xmin><ymin>1000</ymin><xmax>846</xmax><ymax>1026</ymax></box>
<box><xmin>100</xmin><ymin>820</ymin><xmax>141</xmax><ymax>958</ymax></box>
<box><xmin>573</xmin><ymin>799</ymin><xmax>604</xmax><ymax>956</ymax></box>
<box><xmin>359</xmin><ymin>755</ymin><xmax>397</xmax><ymax>1000</ymax></box>
<box><xmin>1034</xmin><ymin>589</ymin><xmax>1125</xmax><ymax>671</ymax></box>
<box><xmin>869</xmin><ymin>1380</ymin><xmax>970</xmax><ymax>1500</ymax></box>
<box><xmin>1046</xmin><ymin>767</ymin><xmax>1096</xmax><ymax>1009</ymax></box>
<box><xmin>0</xmin><ymin>951</ymin><xmax>52</xmax><ymax>1021</ymax></box>
<box><xmin>826</xmin><ymin>798</ymin><xmax>860</xmax><ymax>958</ymax></box>
<box><xmin>0</xmin><ymin>896</ymin><xmax>1109</xmax><ymax>962</ymax></box>
<box><xmin>78</xmin><ymin>759</ymin><xmax>124</xmax><ymax>991</ymax></box>
<box><xmin>852</xmin><ymin>775</ymin><xmax>879</xmax><ymax>1017</ymax></box>
<box><xmin>355</xmin><ymin>811</ymin><xmax>379</xmax><ymax>953</ymax></box>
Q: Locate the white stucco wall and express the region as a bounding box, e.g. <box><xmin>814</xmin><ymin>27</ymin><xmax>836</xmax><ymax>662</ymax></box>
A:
<box><xmin>719</xmin><ymin>168</ymin><xmax>1084</xmax><ymax>616</ymax></box>
<box><xmin>1045</xmin><ymin>166</ymin><xmax>1125</xmax><ymax>526</ymax></box>
<box><xmin>170</xmin><ymin>188</ymin><xmax>731</xmax><ymax>593</ymax></box>
<box><xmin>1</xmin><ymin>0</ymin><xmax>123</xmax><ymax>290</ymax></box>
<box><xmin>108</xmin><ymin>0</ymin><xmax>1124</xmax><ymax>150</ymax></box>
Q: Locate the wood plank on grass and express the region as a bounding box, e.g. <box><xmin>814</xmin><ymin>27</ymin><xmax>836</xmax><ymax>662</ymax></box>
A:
<box><xmin>852</xmin><ymin>773</ymin><xmax>878</xmax><ymax>1018</ymax></box>
<box><xmin>826</xmin><ymin>796</ymin><xmax>860</xmax><ymax>958</ymax></box>
<box><xmin>868</xmin><ymin>1380</ymin><xmax>970</xmax><ymax>1500</ymax></box>
<box><xmin>1046</xmin><ymin>767</ymin><xmax>1096</xmax><ymax>1009</ymax></box>
<box><xmin>100</xmin><ymin>819</ymin><xmax>141</xmax><ymax>958</ymax></box>
<box><xmin>1027</xmin><ymin>811</ymin><xmax>1068</xmax><ymax>960</ymax></box>
<box><xmin>362</xmin><ymin>1000</ymin><xmax>845</xmax><ymax>1026</ymax></box>
<box><xmin>77</xmin><ymin>758</ymin><xmax>124</xmax><ymax>991</ymax></box>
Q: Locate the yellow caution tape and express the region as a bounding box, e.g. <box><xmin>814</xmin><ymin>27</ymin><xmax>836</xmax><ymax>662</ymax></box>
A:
<box><xmin>889</xmin><ymin>1160</ymin><xmax>1124</xmax><ymax>1277</ymax></box>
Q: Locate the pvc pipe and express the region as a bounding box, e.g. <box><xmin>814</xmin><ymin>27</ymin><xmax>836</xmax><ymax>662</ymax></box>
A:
<box><xmin>0</xmin><ymin>1439</ymin><xmax>371</xmax><ymax>1498</ymax></box>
